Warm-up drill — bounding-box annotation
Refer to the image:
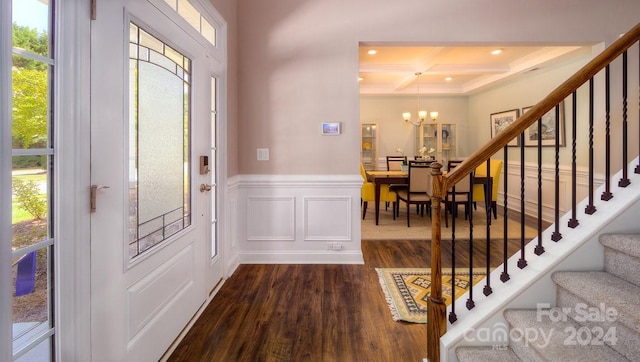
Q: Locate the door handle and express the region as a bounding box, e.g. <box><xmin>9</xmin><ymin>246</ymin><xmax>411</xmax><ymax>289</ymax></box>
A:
<box><xmin>90</xmin><ymin>185</ymin><xmax>110</xmax><ymax>212</ymax></box>
<box><xmin>200</xmin><ymin>184</ymin><xmax>212</xmax><ymax>192</ymax></box>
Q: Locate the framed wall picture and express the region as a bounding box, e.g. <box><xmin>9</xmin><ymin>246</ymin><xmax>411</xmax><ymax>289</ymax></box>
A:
<box><xmin>322</xmin><ymin>122</ymin><xmax>341</xmax><ymax>135</ymax></box>
<box><xmin>522</xmin><ymin>102</ymin><xmax>565</xmax><ymax>147</ymax></box>
<box><xmin>490</xmin><ymin>109</ymin><xmax>519</xmax><ymax>146</ymax></box>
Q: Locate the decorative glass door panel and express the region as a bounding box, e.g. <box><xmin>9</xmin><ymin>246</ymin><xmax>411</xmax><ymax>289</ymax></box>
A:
<box><xmin>361</xmin><ymin>123</ymin><xmax>377</xmax><ymax>170</ymax></box>
<box><xmin>440</xmin><ymin>123</ymin><xmax>456</xmax><ymax>168</ymax></box>
<box><xmin>128</xmin><ymin>23</ymin><xmax>192</xmax><ymax>259</ymax></box>
<box><xmin>415</xmin><ymin>123</ymin><xmax>457</xmax><ymax>169</ymax></box>
<box><xmin>421</xmin><ymin>123</ymin><xmax>438</xmax><ymax>159</ymax></box>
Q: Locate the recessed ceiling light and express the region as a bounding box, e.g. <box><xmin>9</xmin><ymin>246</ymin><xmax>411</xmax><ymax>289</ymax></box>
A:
<box><xmin>358</xmin><ymin>77</ymin><xmax>363</xmax><ymax>81</ymax></box>
<box><xmin>445</xmin><ymin>77</ymin><xmax>453</xmax><ymax>81</ymax></box>
<box><xmin>368</xmin><ymin>49</ymin><xmax>377</xmax><ymax>55</ymax></box>
<box><xmin>491</xmin><ymin>49</ymin><xmax>503</xmax><ymax>55</ymax></box>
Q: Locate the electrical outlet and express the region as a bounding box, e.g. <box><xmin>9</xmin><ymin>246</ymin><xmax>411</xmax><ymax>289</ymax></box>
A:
<box><xmin>257</xmin><ymin>148</ymin><xmax>269</xmax><ymax>161</ymax></box>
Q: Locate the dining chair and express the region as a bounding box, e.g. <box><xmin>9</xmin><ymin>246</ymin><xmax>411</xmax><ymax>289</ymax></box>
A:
<box><xmin>386</xmin><ymin>155</ymin><xmax>409</xmax><ymax>210</ymax></box>
<box><xmin>386</xmin><ymin>155</ymin><xmax>407</xmax><ymax>171</ymax></box>
<box><xmin>444</xmin><ymin>160</ymin><xmax>472</xmax><ymax>228</ymax></box>
<box><xmin>472</xmin><ymin>159</ymin><xmax>503</xmax><ymax>219</ymax></box>
<box><xmin>360</xmin><ymin>163</ymin><xmax>397</xmax><ymax>220</ymax></box>
<box><xmin>395</xmin><ymin>161</ymin><xmax>432</xmax><ymax>227</ymax></box>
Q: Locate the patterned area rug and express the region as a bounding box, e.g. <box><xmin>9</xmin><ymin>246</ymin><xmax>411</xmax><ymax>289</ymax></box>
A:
<box><xmin>376</xmin><ymin>268</ymin><xmax>488</xmax><ymax>323</ymax></box>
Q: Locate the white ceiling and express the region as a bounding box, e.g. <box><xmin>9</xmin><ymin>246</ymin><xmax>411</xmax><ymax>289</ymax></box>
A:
<box><xmin>358</xmin><ymin>44</ymin><xmax>595</xmax><ymax>96</ymax></box>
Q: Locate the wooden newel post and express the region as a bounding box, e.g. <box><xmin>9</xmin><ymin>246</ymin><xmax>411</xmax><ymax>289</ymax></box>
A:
<box><xmin>427</xmin><ymin>162</ymin><xmax>447</xmax><ymax>362</ymax></box>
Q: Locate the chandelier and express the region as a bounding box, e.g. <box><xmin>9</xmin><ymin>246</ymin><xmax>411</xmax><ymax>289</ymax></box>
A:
<box><xmin>402</xmin><ymin>72</ymin><xmax>438</xmax><ymax>126</ymax></box>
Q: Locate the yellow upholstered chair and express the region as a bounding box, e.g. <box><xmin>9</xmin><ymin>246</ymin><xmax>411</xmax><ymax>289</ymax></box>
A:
<box><xmin>472</xmin><ymin>159</ymin><xmax>503</xmax><ymax>219</ymax></box>
<box><xmin>360</xmin><ymin>164</ymin><xmax>397</xmax><ymax>220</ymax></box>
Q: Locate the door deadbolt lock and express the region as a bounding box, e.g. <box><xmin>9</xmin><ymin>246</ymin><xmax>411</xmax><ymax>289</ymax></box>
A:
<box><xmin>200</xmin><ymin>184</ymin><xmax>212</xmax><ymax>192</ymax></box>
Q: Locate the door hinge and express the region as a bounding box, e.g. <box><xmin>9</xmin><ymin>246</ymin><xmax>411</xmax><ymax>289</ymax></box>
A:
<box><xmin>91</xmin><ymin>0</ymin><xmax>97</xmax><ymax>20</ymax></box>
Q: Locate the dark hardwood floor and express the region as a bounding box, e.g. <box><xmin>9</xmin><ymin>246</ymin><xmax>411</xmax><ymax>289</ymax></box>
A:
<box><xmin>168</xmin><ymin>231</ymin><xmax>536</xmax><ymax>361</ymax></box>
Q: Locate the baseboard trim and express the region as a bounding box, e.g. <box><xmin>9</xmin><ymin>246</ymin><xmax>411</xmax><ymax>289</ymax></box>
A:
<box><xmin>239</xmin><ymin>250</ymin><xmax>364</xmax><ymax>264</ymax></box>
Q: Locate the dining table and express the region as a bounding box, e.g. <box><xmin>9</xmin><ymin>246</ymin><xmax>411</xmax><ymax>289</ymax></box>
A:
<box><xmin>365</xmin><ymin>170</ymin><xmax>408</xmax><ymax>225</ymax></box>
<box><xmin>365</xmin><ymin>169</ymin><xmax>493</xmax><ymax>226</ymax></box>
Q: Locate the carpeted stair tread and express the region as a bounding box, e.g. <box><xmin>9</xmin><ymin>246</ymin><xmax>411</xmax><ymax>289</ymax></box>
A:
<box><xmin>456</xmin><ymin>346</ymin><xmax>520</xmax><ymax>362</ymax></box>
<box><xmin>600</xmin><ymin>234</ymin><xmax>640</xmax><ymax>287</ymax></box>
<box><xmin>552</xmin><ymin>271</ymin><xmax>640</xmax><ymax>334</ymax></box>
<box><xmin>600</xmin><ymin>233</ymin><xmax>640</xmax><ymax>259</ymax></box>
<box><xmin>504</xmin><ymin>309</ymin><xmax>627</xmax><ymax>361</ymax></box>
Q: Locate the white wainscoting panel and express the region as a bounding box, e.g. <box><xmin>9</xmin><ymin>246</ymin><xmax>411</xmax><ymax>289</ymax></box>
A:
<box><xmin>504</xmin><ymin>161</ymin><xmax>603</xmax><ymax>222</ymax></box>
<box><xmin>236</xmin><ymin>175</ymin><xmax>363</xmax><ymax>264</ymax></box>
<box><xmin>246</xmin><ymin>196</ymin><xmax>295</xmax><ymax>241</ymax></box>
<box><xmin>304</xmin><ymin>197</ymin><xmax>352</xmax><ymax>241</ymax></box>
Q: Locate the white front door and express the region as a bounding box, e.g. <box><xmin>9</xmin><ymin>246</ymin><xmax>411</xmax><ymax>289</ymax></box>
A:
<box><xmin>90</xmin><ymin>0</ymin><xmax>222</xmax><ymax>360</ymax></box>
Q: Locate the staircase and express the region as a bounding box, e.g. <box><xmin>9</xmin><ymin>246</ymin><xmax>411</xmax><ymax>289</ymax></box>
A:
<box><xmin>425</xmin><ymin>23</ymin><xmax>640</xmax><ymax>362</ymax></box>
<box><xmin>456</xmin><ymin>233</ymin><xmax>640</xmax><ymax>361</ymax></box>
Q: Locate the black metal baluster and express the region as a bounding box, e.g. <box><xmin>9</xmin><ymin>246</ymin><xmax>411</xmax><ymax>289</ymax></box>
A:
<box><xmin>466</xmin><ymin>166</ymin><xmax>475</xmax><ymax>311</ymax></box>
<box><xmin>620</xmin><ymin>50</ymin><xmax>631</xmax><ymax>187</ymax></box>
<box><xmin>483</xmin><ymin>160</ymin><xmax>492</xmax><ymax>296</ymax></box>
<box><xmin>569</xmin><ymin>91</ymin><xmax>579</xmax><ymax>228</ymax></box>
<box><xmin>585</xmin><ymin>78</ymin><xmax>597</xmax><ymax>214</ymax></box>
<box><xmin>534</xmin><ymin>119</ymin><xmax>545</xmax><ymax>256</ymax></box>
<box><xmin>501</xmin><ymin>146</ymin><xmax>510</xmax><ymax>282</ymax></box>
<box><xmin>602</xmin><ymin>65</ymin><xmax>613</xmax><ymax>201</ymax></box>
<box><xmin>552</xmin><ymin>104</ymin><xmax>562</xmax><ymax>241</ymax></box>
<box><xmin>449</xmin><ymin>185</ymin><xmax>457</xmax><ymax>323</ymax></box>
<box><xmin>466</xmin><ymin>252</ymin><xmax>475</xmax><ymax>311</ymax></box>
<box><xmin>518</xmin><ymin>133</ymin><xmax>528</xmax><ymax>269</ymax></box>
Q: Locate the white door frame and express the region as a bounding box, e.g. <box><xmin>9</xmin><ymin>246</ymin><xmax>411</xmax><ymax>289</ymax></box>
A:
<box><xmin>53</xmin><ymin>1</ymin><xmax>93</xmax><ymax>361</ymax></box>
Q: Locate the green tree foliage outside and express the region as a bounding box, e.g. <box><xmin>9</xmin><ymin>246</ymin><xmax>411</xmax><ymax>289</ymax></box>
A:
<box><xmin>11</xmin><ymin>24</ymin><xmax>49</xmax><ymax>222</ymax></box>
<box><xmin>12</xmin><ymin>68</ymin><xmax>48</xmax><ymax>149</ymax></box>
<box><xmin>12</xmin><ymin>178</ymin><xmax>47</xmax><ymax>220</ymax></box>
<box><xmin>12</xmin><ymin>24</ymin><xmax>49</xmax><ymax>162</ymax></box>
<box><xmin>12</xmin><ymin>24</ymin><xmax>48</xmax><ymax>70</ymax></box>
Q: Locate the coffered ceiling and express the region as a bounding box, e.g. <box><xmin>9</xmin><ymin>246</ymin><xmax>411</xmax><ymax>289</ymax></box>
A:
<box><xmin>358</xmin><ymin>44</ymin><xmax>594</xmax><ymax>96</ymax></box>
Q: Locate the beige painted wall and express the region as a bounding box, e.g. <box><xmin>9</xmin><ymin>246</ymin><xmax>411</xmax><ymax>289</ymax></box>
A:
<box><xmin>467</xmin><ymin>51</ymin><xmax>596</xmax><ymax>167</ymax></box>
<box><xmin>235</xmin><ymin>0</ymin><xmax>640</xmax><ymax>175</ymax></box>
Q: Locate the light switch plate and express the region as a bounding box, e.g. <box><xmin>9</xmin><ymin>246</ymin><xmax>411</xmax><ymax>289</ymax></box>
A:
<box><xmin>257</xmin><ymin>148</ymin><xmax>269</xmax><ymax>161</ymax></box>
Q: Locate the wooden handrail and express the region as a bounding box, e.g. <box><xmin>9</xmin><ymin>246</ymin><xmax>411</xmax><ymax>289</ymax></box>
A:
<box><xmin>427</xmin><ymin>22</ymin><xmax>640</xmax><ymax>362</ymax></box>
